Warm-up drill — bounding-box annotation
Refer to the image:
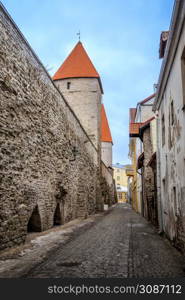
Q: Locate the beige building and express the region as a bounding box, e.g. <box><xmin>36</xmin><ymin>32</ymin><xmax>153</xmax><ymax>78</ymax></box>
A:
<box><xmin>113</xmin><ymin>163</ymin><xmax>129</xmax><ymax>202</ymax></box>
<box><xmin>153</xmin><ymin>0</ymin><xmax>185</xmax><ymax>252</ymax></box>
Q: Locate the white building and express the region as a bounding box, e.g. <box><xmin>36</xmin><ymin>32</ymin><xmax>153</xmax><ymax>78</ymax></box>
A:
<box><xmin>153</xmin><ymin>0</ymin><xmax>185</xmax><ymax>252</ymax></box>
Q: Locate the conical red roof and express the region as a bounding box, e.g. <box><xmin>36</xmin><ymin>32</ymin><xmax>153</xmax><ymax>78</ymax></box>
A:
<box><xmin>101</xmin><ymin>104</ymin><xmax>113</xmax><ymax>144</ymax></box>
<box><xmin>53</xmin><ymin>41</ymin><xmax>100</xmax><ymax>80</ymax></box>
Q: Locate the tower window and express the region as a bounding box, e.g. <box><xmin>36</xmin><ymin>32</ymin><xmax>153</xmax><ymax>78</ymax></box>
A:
<box><xmin>67</xmin><ymin>82</ymin><xmax>71</xmax><ymax>90</ymax></box>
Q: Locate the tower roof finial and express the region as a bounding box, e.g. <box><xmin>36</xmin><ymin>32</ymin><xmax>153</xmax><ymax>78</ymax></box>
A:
<box><xmin>77</xmin><ymin>30</ymin><xmax>81</xmax><ymax>41</ymax></box>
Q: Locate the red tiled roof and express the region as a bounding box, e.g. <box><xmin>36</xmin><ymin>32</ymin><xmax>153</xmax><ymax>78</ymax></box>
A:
<box><xmin>129</xmin><ymin>122</ymin><xmax>143</xmax><ymax>137</ymax></box>
<box><xmin>129</xmin><ymin>108</ymin><xmax>136</xmax><ymax>123</ymax></box>
<box><xmin>53</xmin><ymin>42</ymin><xmax>100</xmax><ymax>80</ymax></box>
<box><xmin>101</xmin><ymin>104</ymin><xmax>113</xmax><ymax>143</ymax></box>
<box><xmin>138</xmin><ymin>93</ymin><xmax>156</xmax><ymax>105</ymax></box>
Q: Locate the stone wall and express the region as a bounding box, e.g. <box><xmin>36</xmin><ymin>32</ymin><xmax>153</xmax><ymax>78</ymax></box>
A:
<box><xmin>101</xmin><ymin>162</ymin><xmax>116</xmax><ymax>206</ymax></box>
<box><xmin>142</xmin><ymin>127</ymin><xmax>158</xmax><ymax>226</ymax></box>
<box><xmin>0</xmin><ymin>4</ymin><xmax>105</xmax><ymax>250</ymax></box>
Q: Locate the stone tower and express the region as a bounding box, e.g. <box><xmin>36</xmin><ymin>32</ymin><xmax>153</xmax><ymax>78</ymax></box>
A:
<box><xmin>53</xmin><ymin>42</ymin><xmax>103</xmax><ymax>154</ymax></box>
<box><xmin>101</xmin><ymin>104</ymin><xmax>113</xmax><ymax>168</ymax></box>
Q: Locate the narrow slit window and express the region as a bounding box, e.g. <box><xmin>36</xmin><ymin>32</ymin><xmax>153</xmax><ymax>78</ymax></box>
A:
<box><xmin>67</xmin><ymin>82</ymin><xmax>71</xmax><ymax>90</ymax></box>
<box><xmin>171</xmin><ymin>101</ymin><xmax>174</xmax><ymax>125</ymax></box>
<box><xmin>162</xmin><ymin>114</ymin><xmax>165</xmax><ymax>146</ymax></box>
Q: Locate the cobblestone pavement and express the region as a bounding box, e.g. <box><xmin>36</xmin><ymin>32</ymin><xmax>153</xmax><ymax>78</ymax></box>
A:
<box><xmin>25</xmin><ymin>203</ymin><xmax>185</xmax><ymax>278</ymax></box>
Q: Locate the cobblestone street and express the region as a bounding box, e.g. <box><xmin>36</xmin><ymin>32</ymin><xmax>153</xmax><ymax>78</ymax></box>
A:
<box><xmin>21</xmin><ymin>203</ymin><xmax>184</xmax><ymax>278</ymax></box>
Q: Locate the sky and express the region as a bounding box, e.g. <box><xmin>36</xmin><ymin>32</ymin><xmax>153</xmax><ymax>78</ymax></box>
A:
<box><xmin>1</xmin><ymin>0</ymin><xmax>174</xmax><ymax>164</ymax></box>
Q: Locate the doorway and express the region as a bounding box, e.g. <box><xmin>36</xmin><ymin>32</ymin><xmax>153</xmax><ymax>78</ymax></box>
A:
<box><xmin>27</xmin><ymin>205</ymin><xmax>42</xmax><ymax>232</ymax></box>
<box><xmin>53</xmin><ymin>203</ymin><xmax>62</xmax><ymax>226</ymax></box>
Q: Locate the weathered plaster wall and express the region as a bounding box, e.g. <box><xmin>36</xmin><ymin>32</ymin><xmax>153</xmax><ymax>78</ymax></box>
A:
<box><xmin>150</xmin><ymin>119</ymin><xmax>157</xmax><ymax>153</ymax></box>
<box><xmin>0</xmin><ymin>5</ymin><xmax>104</xmax><ymax>250</ymax></box>
<box><xmin>157</xmin><ymin>21</ymin><xmax>185</xmax><ymax>252</ymax></box>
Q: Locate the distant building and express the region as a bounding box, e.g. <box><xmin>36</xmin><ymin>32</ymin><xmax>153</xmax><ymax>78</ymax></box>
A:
<box><xmin>113</xmin><ymin>163</ymin><xmax>131</xmax><ymax>202</ymax></box>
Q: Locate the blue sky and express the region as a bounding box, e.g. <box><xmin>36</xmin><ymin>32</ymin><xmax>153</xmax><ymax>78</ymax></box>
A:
<box><xmin>2</xmin><ymin>0</ymin><xmax>174</xmax><ymax>164</ymax></box>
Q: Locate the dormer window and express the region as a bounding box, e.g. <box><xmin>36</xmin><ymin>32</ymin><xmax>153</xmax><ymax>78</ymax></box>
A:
<box><xmin>67</xmin><ymin>82</ymin><xmax>71</xmax><ymax>90</ymax></box>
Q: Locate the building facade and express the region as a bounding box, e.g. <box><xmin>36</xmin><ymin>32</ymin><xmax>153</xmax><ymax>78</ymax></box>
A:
<box><xmin>153</xmin><ymin>0</ymin><xmax>185</xmax><ymax>252</ymax></box>
<box><xmin>113</xmin><ymin>163</ymin><xmax>131</xmax><ymax>203</ymax></box>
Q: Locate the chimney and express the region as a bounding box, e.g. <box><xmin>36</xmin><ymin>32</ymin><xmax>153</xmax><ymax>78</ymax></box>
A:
<box><xmin>159</xmin><ymin>31</ymin><xmax>169</xmax><ymax>59</ymax></box>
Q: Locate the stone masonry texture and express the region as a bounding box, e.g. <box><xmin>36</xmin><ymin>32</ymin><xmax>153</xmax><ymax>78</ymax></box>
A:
<box><xmin>2</xmin><ymin>203</ymin><xmax>182</xmax><ymax>278</ymax></box>
<box><xmin>142</xmin><ymin>127</ymin><xmax>158</xmax><ymax>225</ymax></box>
<box><xmin>0</xmin><ymin>5</ymin><xmax>114</xmax><ymax>250</ymax></box>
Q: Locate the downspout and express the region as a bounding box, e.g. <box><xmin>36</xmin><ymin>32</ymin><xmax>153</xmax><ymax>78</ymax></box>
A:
<box><xmin>156</xmin><ymin>114</ymin><xmax>164</xmax><ymax>233</ymax></box>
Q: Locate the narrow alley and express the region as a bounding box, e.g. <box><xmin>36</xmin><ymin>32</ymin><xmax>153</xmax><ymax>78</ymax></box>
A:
<box><xmin>1</xmin><ymin>204</ymin><xmax>184</xmax><ymax>278</ymax></box>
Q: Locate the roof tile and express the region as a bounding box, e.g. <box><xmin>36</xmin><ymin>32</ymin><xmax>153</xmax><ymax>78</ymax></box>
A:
<box><xmin>129</xmin><ymin>122</ymin><xmax>143</xmax><ymax>137</ymax></box>
<box><xmin>53</xmin><ymin>42</ymin><xmax>100</xmax><ymax>80</ymax></box>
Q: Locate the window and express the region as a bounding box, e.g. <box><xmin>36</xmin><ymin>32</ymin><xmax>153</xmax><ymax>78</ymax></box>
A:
<box><xmin>117</xmin><ymin>176</ymin><xmax>120</xmax><ymax>181</ymax></box>
<box><xmin>170</xmin><ymin>100</ymin><xmax>174</xmax><ymax>125</ymax></box>
<box><xmin>162</xmin><ymin>178</ymin><xmax>166</xmax><ymax>197</ymax></box>
<box><xmin>162</xmin><ymin>114</ymin><xmax>165</xmax><ymax>146</ymax></box>
<box><xmin>67</xmin><ymin>82</ymin><xmax>71</xmax><ymax>90</ymax></box>
<box><xmin>173</xmin><ymin>186</ymin><xmax>178</xmax><ymax>216</ymax></box>
<box><xmin>117</xmin><ymin>169</ymin><xmax>120</xmax><ymax>173</ymax></box>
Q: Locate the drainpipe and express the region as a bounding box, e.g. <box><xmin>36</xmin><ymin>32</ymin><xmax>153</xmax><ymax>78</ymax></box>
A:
<box><xmin>156</xmin><ymin>114</ymin><xmax>164</xmax><ymax>232</ymax></box>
